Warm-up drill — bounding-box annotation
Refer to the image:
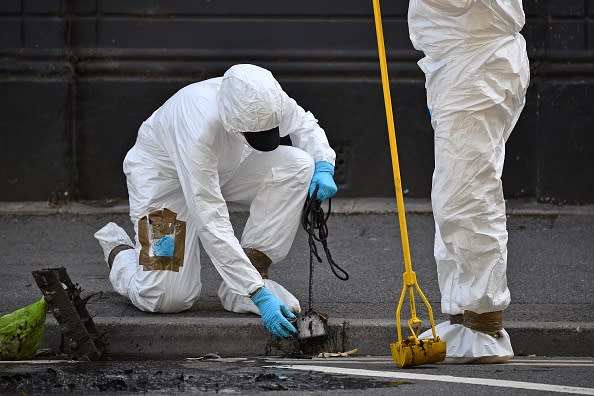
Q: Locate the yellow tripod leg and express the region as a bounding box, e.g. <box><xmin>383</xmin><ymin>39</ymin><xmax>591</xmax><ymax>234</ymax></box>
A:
<box><xmin>371</xmin><ymin>0</ymin><xmax>445</xmax><ymax>368</ymax></box>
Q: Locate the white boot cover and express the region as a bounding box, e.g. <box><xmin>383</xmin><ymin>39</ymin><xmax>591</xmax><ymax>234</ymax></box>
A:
<box><xmin>218</xmin><ymin>279</ymin><xmax>301</xmax><ymax>315</ymax></box>
<box><xmin>419</xmin><ymin>321</ymin><xmax>513</xmax><ymax>364</ymax></box>
<box><xmin>94</xmin><ymin>222</ymin><xmax>135</xmax><ymax>264</ymax></box>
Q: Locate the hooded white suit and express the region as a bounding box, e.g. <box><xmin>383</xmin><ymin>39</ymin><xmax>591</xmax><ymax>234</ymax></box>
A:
<box><xmin>95</xmin><ymin>64</ymin><xmax>335</xmax><ymax>314</ymax></box>
<box><xmin>408</xmin><ymin>1</ymin><xmax>530</xmax><ymax>362</ymax></box>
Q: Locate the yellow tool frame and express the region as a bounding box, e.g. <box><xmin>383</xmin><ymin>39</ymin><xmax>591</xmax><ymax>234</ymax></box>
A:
<box><xmin>371</xmin><ymin>0</ymin><xmax>446</xmax><ymax>368</ymax></box>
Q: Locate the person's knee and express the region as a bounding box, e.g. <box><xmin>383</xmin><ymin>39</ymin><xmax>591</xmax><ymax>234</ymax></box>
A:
<box><xmin>282</xmin><ymin>146</ymin><xmax>314</xmax><ymax>183</ymax></box>
<box><xmin>299</xmin><ymin>153</ymin><xmax>315</xmax><ymax>182</ymax></box>
<box><xmin>132</xmin><ymin>283</ymin><xmax>201</xmax><ymax>313</ymax></box>
<box><xmin>157</xmin><ymin>291</ymin><xmax>198</xmax><ymax>313</ymax></box>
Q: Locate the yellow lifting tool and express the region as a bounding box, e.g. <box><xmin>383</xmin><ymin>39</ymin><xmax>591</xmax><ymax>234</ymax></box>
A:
<box><xmin>371</xmin><ymin>0</ymin><xmax>446</xmax><ymax>368</ymax></box>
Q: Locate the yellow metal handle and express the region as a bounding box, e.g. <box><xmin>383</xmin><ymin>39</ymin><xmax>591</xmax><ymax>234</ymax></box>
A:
<box><xmin>372</xmin><ymin>0</ymin><xmax>440</xmax><ymax>344</ymax></box>
<box><xmin>371</xmin><ymin>0</ymin><xmax>413</xmax><ymax>276</ymax></box>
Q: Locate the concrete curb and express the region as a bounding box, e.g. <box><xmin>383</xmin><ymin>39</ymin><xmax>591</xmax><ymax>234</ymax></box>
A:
<box><xmin>41</xmin><ymin>318</ymin><xmax>594</xmax><ymax>360</ymax></box>
<box><xmin>2</xmin><ymin>199</ymin><xmax>594</xmax><ymax>216</ymax></box>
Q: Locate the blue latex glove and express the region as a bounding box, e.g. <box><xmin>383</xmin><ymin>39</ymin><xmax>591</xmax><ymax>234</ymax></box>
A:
<box><xmin>308</xmin><ymin>161</ymin><xmax>338</xmax><ymax>201</ymax></box>
<box><xmin>250</xmin><ymin>287</ymin><xmax>297</xmax><ymax>338</ymax></box>
<box><xmin>153</xmin><ymin>235</ymin><xmax>174</xmax><ymax>257</ymax></box>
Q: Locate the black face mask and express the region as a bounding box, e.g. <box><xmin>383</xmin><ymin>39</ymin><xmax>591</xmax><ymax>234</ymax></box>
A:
<box><xmin>243</xmin><ymin>126</ymin><xmax>280</xmax><ymax>152</ymax></box>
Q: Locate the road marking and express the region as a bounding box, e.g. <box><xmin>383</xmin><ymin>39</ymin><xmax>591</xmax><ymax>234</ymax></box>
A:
<box><xmin>266</xmin><ymin>358</ymin><xmax>394</xmax><ymax>364</ymax></box>
<box><xmin>0</xmin><ymin>360</ymin><xmax>77</xmax><ymax>364</ymax></box>
<box><xmin>507</xmin><ymin>363</ymin><xmax>594</xmax><ymax>367</ymax></box>
<box><xmin>266</xmin><ymin>357</ymin><xmax>594</xmax><ymax>367</ymax></box>
<box><xmin>515</xmin><ymin>359</ymin><xmax>593</xmax><ymax>362</ymax></box>
<box><xmin>272</xmin><ymin>365</ymin><xmax>594</xmax><ymax>395</ymax></box>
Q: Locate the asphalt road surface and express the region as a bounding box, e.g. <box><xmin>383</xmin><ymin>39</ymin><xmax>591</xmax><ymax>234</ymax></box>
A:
<box><xmin>1</xmin><ymin>356</ymin><xmax>593</xmax><ymax>395</ymax></box>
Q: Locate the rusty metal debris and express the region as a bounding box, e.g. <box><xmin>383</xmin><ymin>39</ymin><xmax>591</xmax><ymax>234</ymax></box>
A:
<box><xmin>31</xmin><ymin>267</ymin><xmax>105</xmax><ymax>361</ymax></box>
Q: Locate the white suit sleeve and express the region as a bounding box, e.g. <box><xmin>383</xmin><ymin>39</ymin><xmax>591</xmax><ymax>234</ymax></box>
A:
<box><xmin>280</xmin><ymin>92</ymin><xmax>336</xmax><ymax>165</ymax></box>
<box><xmin>169</xmin><ymin>98</ymin><xmax>264</xmax><ymax>297</ymax></box>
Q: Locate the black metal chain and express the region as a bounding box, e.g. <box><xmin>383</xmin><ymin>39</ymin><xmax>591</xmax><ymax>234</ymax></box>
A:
<box><xmin>301</xmin><ymin>186</ymin><xmax>349</xmax><ymax>312</ymax></box>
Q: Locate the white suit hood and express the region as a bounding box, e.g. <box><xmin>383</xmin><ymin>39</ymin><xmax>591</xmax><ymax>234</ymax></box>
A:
<box><xmin>218</xmin><ymin>64</ymin><xmax>283</xmax><ymax>133</ymax></box>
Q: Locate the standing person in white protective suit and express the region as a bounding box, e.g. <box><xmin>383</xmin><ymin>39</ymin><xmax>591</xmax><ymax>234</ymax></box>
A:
<box><xmin>93</xmin><ymin>64</ymin><xmax>338</xmax><ymax>338</ymax></box>
<box><xmin>408</xmin><ymin>1</ymin><xmax>530</xmax><ymax>362</ymax></box>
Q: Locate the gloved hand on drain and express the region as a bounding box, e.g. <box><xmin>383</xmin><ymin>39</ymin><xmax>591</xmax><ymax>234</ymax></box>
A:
<box><xmin>250</xmin><ymin>287</ymin><xmax>298</xmax><ymax>338</ymax></box>
<box><xmin>309</xmin><ymin>161</ymin><xmax>338</xmax><ymax>202</ymax></box>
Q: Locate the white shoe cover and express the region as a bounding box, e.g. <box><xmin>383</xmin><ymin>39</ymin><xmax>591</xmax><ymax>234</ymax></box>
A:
<box><xmin>94</xmin><ymin>222</ymin><xmax>134</xmax><ymax>264</ymax></box>
<box><xmin>218</xmin><ymin>279</ymin><xmax>301</xmax><ymax>315</ymax></box>
<box><xmin>419</xmin><ymin>321</ymin><xmax>513</xmax><ymax>364</ymax></box>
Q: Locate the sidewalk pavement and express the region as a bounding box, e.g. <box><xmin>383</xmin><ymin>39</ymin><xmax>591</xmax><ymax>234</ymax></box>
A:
<box><xmin>0</xmin><ymin>198</ymin><xmax>593</xmax><ymax>360</ymax></box>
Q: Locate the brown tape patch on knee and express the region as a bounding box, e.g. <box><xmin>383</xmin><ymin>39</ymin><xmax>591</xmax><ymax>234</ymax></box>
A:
<box><xmin>463</xmin><ymin>310</ymin><xmax>503</xmax><ymax>337</ymax></box>
<box><xmin>449</xmin><ymin>314</ymin><xmax>464</xmax><ymax>325</ymax></box>
<box><xmin>243</xmin><ymin>248</ymin><xmax>271</xmax><ymax>279</ymax></box>
<box><xmin>138</xmin><ymin>208</ymin><xmax>186</xmax><ymax>272</ymax></box>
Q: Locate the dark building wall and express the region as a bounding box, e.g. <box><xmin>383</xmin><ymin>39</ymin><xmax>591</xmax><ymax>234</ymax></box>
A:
<box><xmin>1</xmin><ymin>1</ymin><xmax>593</xmax><ymax>204</ymax></box>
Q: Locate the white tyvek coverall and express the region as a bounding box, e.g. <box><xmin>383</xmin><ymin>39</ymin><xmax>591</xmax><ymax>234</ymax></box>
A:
<box><xmin>408</xmin><ymin>1</ymin><xmax>530</xmax><ymax>361</ymax></box>
<box><xmin>107</xmin><ymin>64</ymin><xmax>335</xmax><ymax>314</ymax></box>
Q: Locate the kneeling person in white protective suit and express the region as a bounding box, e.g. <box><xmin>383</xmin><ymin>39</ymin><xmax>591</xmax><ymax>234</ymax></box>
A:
<box><xmin>94</xmin><ymin>64</ymin><xmax>338</xmax><ymax>338</ymax></box>
<box><xmin>408</xmin><ymin>1</ymin><xmax>530</xmax><ymax>362</ymax></box>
